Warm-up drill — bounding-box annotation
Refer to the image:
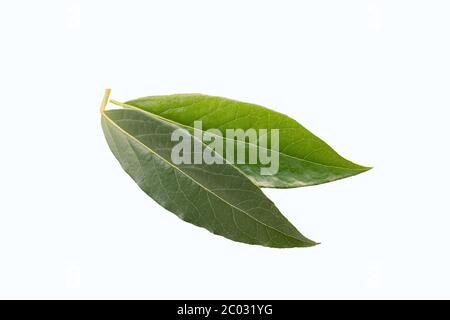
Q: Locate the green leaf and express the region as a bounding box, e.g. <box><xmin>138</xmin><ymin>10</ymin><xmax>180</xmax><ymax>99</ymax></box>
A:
<box><xmin>119</xmin><ymin>94</ymin><xmax>371</xmax><ymax>188</ymax></box>
<box><xmin>101</xmin><ymin>107</ymin><xmax>317</xmax><ymax>248</ymax></box>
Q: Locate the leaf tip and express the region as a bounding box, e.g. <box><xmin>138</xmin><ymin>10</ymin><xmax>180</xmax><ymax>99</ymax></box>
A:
<box><xmin>293</xmin><ymin>237</ymin><xmax>320</xmax><ymax>248</ymax></box>
<box><xmin>305</xmin><ymin>239</ymin><xmax>320</xmax><ymax>247</ymax></box>
<box><xmin>360</xmin><ymin>165</ymin><xmax>374</xmax><ymax>172</ymax></box>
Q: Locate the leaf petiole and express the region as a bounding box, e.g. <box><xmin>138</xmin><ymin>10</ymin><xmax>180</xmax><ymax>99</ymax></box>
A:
<box><xmin>100</xmin><ymin>88</ymin><xmax>111</xmax><ymax>113</ymax></box>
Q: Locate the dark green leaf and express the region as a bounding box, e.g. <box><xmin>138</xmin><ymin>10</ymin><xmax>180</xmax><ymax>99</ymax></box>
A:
<box><xmin>101</xmin><ymin>107</ymin><xmax>317</xmax><ymax>248</ymax></box>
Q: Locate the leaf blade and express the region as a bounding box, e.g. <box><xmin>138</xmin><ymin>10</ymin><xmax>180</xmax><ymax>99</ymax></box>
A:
<box><xmin>123</xmin><ymin>94</ymin><xmax>371</xmax><ymax>188</ymax></box>
<box><xmin>101</xmin><ymin>108</ymin><xmax>316</xmax><ymax>248</ymax></box>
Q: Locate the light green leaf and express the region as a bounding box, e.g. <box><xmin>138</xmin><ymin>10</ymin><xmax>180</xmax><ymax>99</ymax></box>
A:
<box><xmin>118</xmin><ymin>94</ymin><xmax>371</xmax><ymax>188</ymax></box>
<box><xmin>101</xmin><ymin>102</ymin><xmax>317</xmax><ymax>248</ymax></box>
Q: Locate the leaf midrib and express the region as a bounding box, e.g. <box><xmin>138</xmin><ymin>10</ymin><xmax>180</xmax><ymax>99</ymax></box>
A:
<box><xmin>102</xmin><ymin>110</ymin><xmax>310</xmax><ymax>245</ymax></box>
<box><xmin>110</xmin><ymin>99</ymin><xmax>367</xmax><ymax>172</ymax></box>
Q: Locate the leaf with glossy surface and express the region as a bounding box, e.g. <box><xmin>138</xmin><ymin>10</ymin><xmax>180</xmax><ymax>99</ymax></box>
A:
<box><xmin>119</xmin><ymin>94</ymin><xmax>370</xmax><ymax>188</ymax></box>
<box><xmin>101</xmin><ymin>107</ymin><xmax>317</xmax><ymax>248</ymax></box>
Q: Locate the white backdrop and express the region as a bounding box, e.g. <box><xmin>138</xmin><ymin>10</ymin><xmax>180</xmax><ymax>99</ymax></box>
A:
<box><xmin>0</xmin><ymin>0</ymin><xmax>449</xmax><ymax>299</ymax></box>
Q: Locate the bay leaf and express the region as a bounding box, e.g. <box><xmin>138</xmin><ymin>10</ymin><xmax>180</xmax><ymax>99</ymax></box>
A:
<box><xmin>101</xmin><ymin>92</ymin><xmax>317</xmax><ymax>248</ymax></box>
<box><xmin>116</xmin><ymin>94</ymin><xmax>370</xmax><ymax>188</ymax></box>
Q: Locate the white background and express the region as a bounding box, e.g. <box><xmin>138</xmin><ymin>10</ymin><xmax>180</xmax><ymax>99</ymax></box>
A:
<box><xmin>0</xmin><ymin>0</ymin><xmax>449</xmax><ymax>299</ymax></box>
